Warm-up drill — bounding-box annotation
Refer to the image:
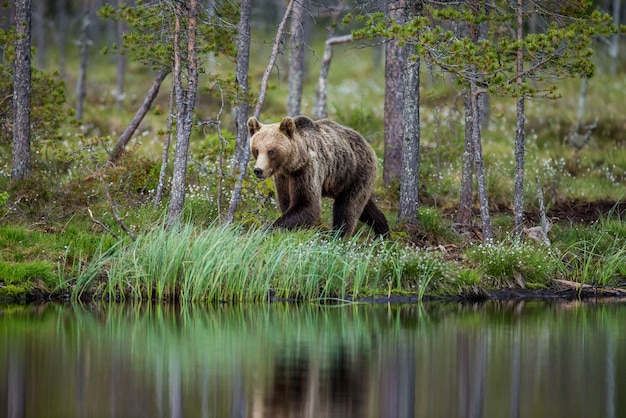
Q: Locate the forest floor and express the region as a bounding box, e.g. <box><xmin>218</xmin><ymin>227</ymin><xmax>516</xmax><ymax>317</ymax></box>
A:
<box><xmin>2</xmin><ymin>198</ymin><xmax>625</xmax><ymax>305</ymax></box>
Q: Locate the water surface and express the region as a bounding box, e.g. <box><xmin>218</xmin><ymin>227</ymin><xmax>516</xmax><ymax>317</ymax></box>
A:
<box><xmin>1</xmin><ymin>300</ymin><xmax>625</xmax><ymax>418</ymax></box>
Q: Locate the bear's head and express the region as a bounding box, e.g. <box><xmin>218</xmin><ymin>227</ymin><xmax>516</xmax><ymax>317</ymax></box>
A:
<box><xmin>248</xmin><ymin>117</ymin><xmax>304</xmax><ymax>180</ymax></box>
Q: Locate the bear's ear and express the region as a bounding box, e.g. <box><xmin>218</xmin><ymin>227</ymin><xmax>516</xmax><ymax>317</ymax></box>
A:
<box><xmin>279</xmin><ymin>117</ymin><xmax>296</xmax><ymax>139</ymax></box>
<box><xmin>247</xmin><ymin>117</ymin><xmax>262</xmax><ymax>137</ymax></box>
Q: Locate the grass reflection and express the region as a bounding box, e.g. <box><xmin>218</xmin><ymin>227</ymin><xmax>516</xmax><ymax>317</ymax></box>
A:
<box><xmin>1</xmin><ymin>301</ymin><xmax>625</xmax><ymax>418</ymax></box>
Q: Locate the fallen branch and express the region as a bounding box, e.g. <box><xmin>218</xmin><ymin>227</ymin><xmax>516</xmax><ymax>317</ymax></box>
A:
<box><xmin>87</xmin><ymin>207</ymin><xmax>119</xmax><ymax>239</ymax></box>
<box><xmin>109</xmin><ymin>70</ymin><xmax>169</xmax><ymax>162</ymax></box>
<box><xmin>553</xmin><ymin>279</ymin><xmax>626</xmax><ymax>297</ymax></box>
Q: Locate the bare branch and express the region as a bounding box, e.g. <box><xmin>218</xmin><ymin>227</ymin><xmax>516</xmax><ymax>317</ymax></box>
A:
<box><xmin>314</xmin><ymin>34</ymin><xmax>353</xmax><ymax>119</ymax></box>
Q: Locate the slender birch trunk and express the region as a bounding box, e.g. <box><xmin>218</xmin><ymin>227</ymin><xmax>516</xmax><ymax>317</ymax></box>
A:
<box><xmin>398</xmin><ymin>52</ymin><xmax>420</xmax><ymax>225</ymax></box>
<box><xmin>167</xmin><ymin>0</ymin><xmax>199</xmax><ymax>227</ymax></box>
<box><xmin>116</xmin><ymin>0</ymin><xmax>126</xmax><ymax>111</ymax></box>
<box><xmin>457</xmin><ymin>0</ymin><xmax>480</xmax><ymax>226</ymax></box>
<box><xmin>286</xmin><ymin>0</ymin><xmax>306</xmax><ymax>116</ymax></box>
<box><xmin>76</xmin><ymin>2</ymin><xmax>91</xmax><ymax>121</ymax></box>
<box><xmin>313</xmin><ymin>34</ymin><xmax>352</xmax><ymax>119</ymax></box>
<box><xmin>513</xmin><ymin>0</ymin><xmax>525</xmax><ymax>238</ymax></box>
<box><xmin>457</xmin><ymin>94</ymin><xmax>475</xmax><ymax>225</ymax></box>
<box><xmin>470</xmin><ymin>84</ymin><xmax>493</xmax><ymax>242</ymax></box>
<box><xmin>230</xmin><ymin>0</ymin><xmax>251</xmax><ymax>175</ymax></box>
<box><xmin>224</xmin><ymin>0</ymin><xmax>296</xmax><ymax>225</ymax></box>
<box><xmin>609</xmin><ymin>0</ymin><xmax>620</xmax><ymax>76</ymax></box>
<box><xmin>397</xmin><ymin>1</ymin><xmax>422</xmax><ymax>226</ymax></box>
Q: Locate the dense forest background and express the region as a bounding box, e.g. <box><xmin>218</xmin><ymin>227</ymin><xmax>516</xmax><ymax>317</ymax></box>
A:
<box><xmin>1</xmin><ymin>1</ymin><xmax>626</xmax><ymax>301</ymax></box>
<box><xmin>1</xmin><ymin>0</ymin><xmax>624</xmax><ymax>241</ymax></box>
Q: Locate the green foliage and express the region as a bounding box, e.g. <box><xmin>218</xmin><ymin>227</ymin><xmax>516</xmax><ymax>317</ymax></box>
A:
<box><xmin>0</xmin><ymin>27</ymin><xmax>68</xmax><ymax>160</ymax></box>
<box><xmin>0</xmin><ymin>261</ymin><xmax>56</xmax><ymax>287</ymax></box>
<box><xmin>98</xmin><ymin>1</ymin><xmax>238</xmax><ymax>72</ymax></box>
<box><xmin>354</xmin><ymin>1</ymin><xmax>616</xmax><ymax>99</ymax></box>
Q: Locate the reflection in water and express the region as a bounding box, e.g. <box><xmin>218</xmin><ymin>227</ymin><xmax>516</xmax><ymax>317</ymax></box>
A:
<box><xmin>1</xmin><ymin>300</ymin><xmax>625</xmax><ymax>417</ymax></box>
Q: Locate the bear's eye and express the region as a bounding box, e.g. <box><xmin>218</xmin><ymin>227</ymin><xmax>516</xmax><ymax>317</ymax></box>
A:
<box><xmin>252</xmin><ymin>148</ymin><xmax>258</xmax><ymax>158</ymax></box>
<box><xmin>267</xmin><ymin>150</ymin><xmax>275</xmax><ymax>157</ymax></box>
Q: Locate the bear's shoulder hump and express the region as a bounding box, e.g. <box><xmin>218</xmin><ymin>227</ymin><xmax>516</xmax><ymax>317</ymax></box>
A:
<box><xmin>293</xmin><ymin>116</ymin><xmax>317</xmax><ymax>132</ymax></box>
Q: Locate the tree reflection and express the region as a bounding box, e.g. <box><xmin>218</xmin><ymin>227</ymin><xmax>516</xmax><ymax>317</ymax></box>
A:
<box><xmin>0</xmin><ymin>301</ymin><xmax>624</xmax><ymax>417</ymax></box>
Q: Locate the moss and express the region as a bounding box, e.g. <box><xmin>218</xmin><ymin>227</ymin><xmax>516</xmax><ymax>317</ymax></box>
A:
<box><xmin>0</xmin><ymin>284</ymin><xmax>32</xmax><ymax>301</ymax></box>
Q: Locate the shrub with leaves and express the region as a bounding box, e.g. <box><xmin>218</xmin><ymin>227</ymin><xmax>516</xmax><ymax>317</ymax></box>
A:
<box><xmin>0</xmin><ymin>28</ymin><xmax>68</xmax><ymax>166</ymax></box>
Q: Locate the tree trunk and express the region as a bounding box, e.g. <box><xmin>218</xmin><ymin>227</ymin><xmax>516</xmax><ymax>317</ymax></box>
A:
<box><xmin>116</xmin><ymin>0</ymin><xmax>126</xmax><ymax>111</ymax></box>
<box><xmin>456</xmin><ymin>94</ymin><xmax>474</xmax><ymax>225</ymax></box>
<box><xmin>398</xmin><ymin>52</ymin><xmax>420</xmax><ymax>225</ymax></box>
<box><xmin>167</xmin><ymin>0</ymin><xmax>199</xmax><ymax>227</ymax></box>
<box><xmin>513</xmin><ymin>0</ymin><xmax>525</xmax><ymax>238</ymax></box>
<box><xmin>57</xmin><ymin>0</ymin><xmax>67</xmax><ymax>79</ymax></box>
<box><xmin>109</xmin><ymin>70</ymin><xmax>168</xmax><ymax>163</ymax></box>
<box><xmin>457</xmin><ymin>0</ymin><xmax>481</xmax><ymax>226</ymax></box>
<box><xmin>224</xmin><ymin>0</ymin><xmax>296</xmax><ymax>225</ymax></box>
<box><xmin>286</xmin><ymin>0</ymin><xmax>306</xmax><ymax>116</ymax></box>
<box><xmin>576</xmin><ymin>76</ymin><xmax>589</xmax><ymax>128</ymax></box>
<box><xmin>76</xmin><ymin>2</ymin><xmax>91</xmax><ymax>121</ymax></box>
<box><xmin>470</xmin><ymin>84</ymin><xmax>493</xmax><ymax>242</ymax></box>
<box><xmin>33</xmin><ymin>0</ymin><xmax>45</xmax><ymax>68</ymax></box>
<box><xmin>513</xmin><ymin>94</ymin><xmax>525</xmax><ymax>238</ymax></box>
<box><xmin>478</xmin><ymin>2</ymin><xmax>490</xmax><ymax>131</ymax></box>
<box><xmin>398</xmin><ymin>2</ymin><xmax>422</xmax><ymax>226</ymax></box>
<box><xmin>154</xmin><ymin>86</ymin><xmax>175</xmax><ymax>206</ymax></box>
<box><xmin>383</xmin><ymin>0</ymin><xmax>405</xmax><ymax>187</ymax></box>
<box><xmin>11</xmin><ymin>0</ymin><xmax>32</xmax><ymax>181</ymax></box>
<box><xmin>609</xmin><ymin>0</ymin><xmax>620</xmax><ymax>76</ymax></box>
<box><xmin>313</xmin><ymin>34</ymin><xmax>352</xmax><ymax>120</ymax></box>
<box><xmin>229</xmin><ymin>0</ymin><xmax>251</xmax><ymax>176</ymax></box>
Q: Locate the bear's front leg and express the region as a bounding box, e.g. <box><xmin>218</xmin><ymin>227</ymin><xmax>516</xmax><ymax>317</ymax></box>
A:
<box><xmin>273</xmin><ymin>174</ymin><xmax>291</xmax><ymax>214</ymax></box>
<box><xmin>272</xmin><ymin>179</ymin><xmax>321</xmax><ymax>230</ymax></box>
<box><xmin>272</xmin><ymin>199</ymin><xmax>321</xmax><ymax>230</ymax></box>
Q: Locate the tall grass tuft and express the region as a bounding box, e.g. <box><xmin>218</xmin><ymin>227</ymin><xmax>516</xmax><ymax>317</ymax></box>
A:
<box><xmin>72</xmin><ymin>224</ymin><xmax>453</xmax><ymax>303</ymax></box>
<box><xmin>467</xmin><ymin>241</ymin><xmax>559</xmax><ymax>288</ymax></box>
<box><xmin>557</xmin><ymin>212</ymin><xmax>626</xmax><ymax>286</ymax></box>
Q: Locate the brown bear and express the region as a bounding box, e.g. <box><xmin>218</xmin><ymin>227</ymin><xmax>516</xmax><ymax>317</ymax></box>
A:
<box><xmin>248</xmin><ymin>115</ymin><xmax>389</xmax><ymax>238</ymax></box>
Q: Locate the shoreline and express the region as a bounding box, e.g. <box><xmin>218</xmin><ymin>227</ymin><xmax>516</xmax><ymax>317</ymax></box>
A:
<box><xmin>4</xmin><ymin>284</ymin><xmax>626</xmax><ymax>305</ymax></box>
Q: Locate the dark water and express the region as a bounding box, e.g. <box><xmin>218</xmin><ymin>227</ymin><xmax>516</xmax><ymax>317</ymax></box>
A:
<box><xmin>1</xmin><ymin>300</ymin><xmax>625</xmax><ymax>418</ymax></box>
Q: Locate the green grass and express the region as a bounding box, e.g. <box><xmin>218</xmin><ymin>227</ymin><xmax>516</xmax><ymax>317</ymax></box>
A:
<box><xmin>554</xmin><ymin>215</ymin><xmax>626</xmax><ymax>286</ymax></box>
<box><xmin>71</xmin><ymin>224</ymin><xmax>455</xmax><ymax>303</ymax></box>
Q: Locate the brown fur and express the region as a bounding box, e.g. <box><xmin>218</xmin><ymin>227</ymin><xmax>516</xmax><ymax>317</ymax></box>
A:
<box><xmin>248</xmin><ymin>115</ymin><xmax>389</xmax><ymax>237</ymax></box>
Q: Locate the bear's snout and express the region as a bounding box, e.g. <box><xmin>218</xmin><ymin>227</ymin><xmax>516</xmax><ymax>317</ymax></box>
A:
<box><xmin>253</xmin><ymin>168</ymin><xmax>264</xmax><ymax>179</ymax></box>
